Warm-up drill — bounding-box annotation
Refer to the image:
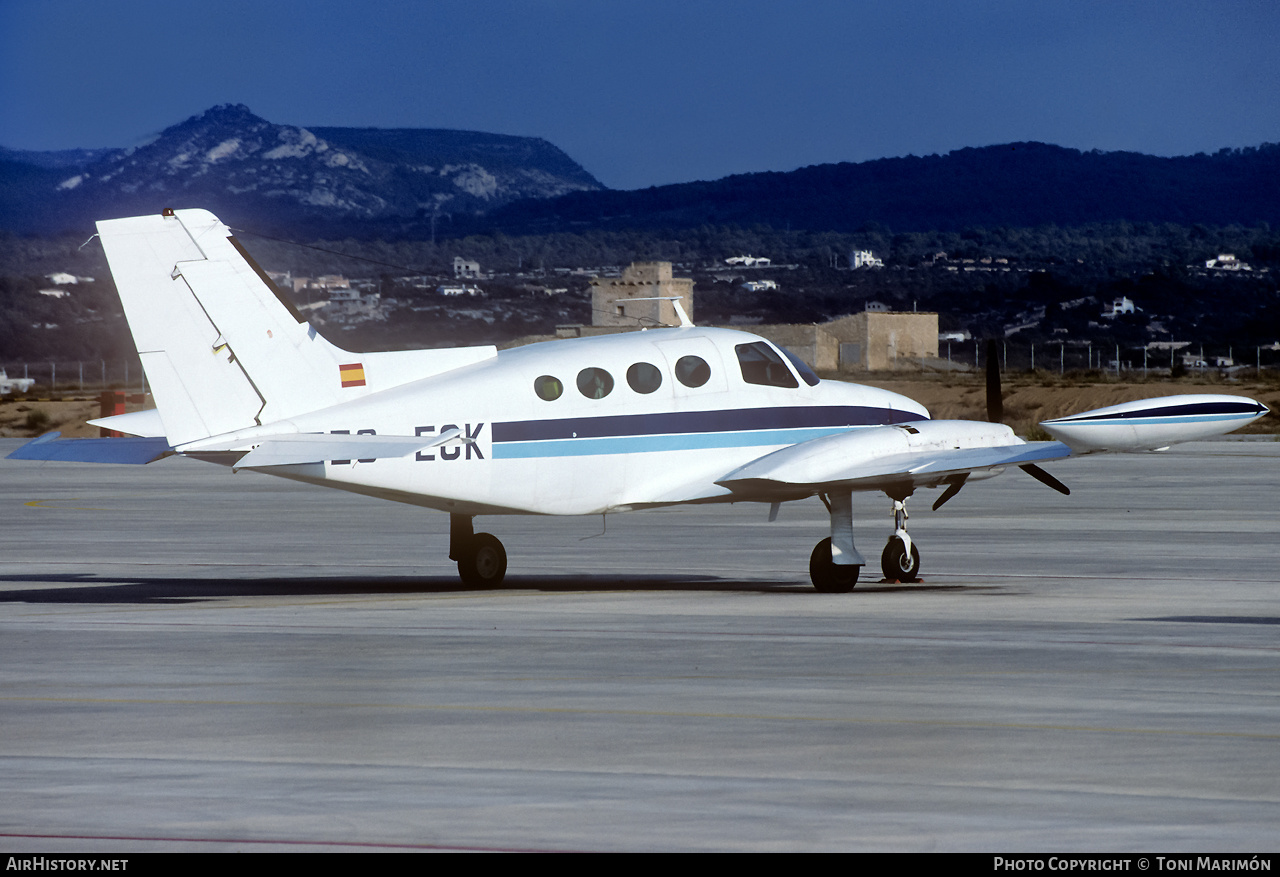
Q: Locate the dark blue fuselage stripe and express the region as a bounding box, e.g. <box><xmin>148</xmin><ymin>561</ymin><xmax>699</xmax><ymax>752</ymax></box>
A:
<box><xmin>491</xmin><ymin>405</ymin><xmax>915</xmax><ymax>443</ymax></box>
<box><xmin>1057</xmin><ymin>401</ymin><xmax>1266</xmax><ymax>423</ymax></box>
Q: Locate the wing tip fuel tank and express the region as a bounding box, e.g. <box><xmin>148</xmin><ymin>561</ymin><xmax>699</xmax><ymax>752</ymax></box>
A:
<box><xmin>1040</xmin><ymin>394</ymin><xmax>1269</xmax><ymax>452</ymax></box>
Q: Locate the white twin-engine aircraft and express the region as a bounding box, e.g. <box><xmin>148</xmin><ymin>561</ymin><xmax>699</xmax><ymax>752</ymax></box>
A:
<box><xmin>11</xmin><ymin>209</ymin><xmax>1270</xmax><ymax>590</ymax></box>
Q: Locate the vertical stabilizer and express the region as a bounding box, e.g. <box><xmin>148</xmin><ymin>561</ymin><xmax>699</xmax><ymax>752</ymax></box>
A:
<box><xmin>98</xmin><ymin>209</ymin><xmax>498</xmax><ymax>447</ymax></box>
<box><xmin>98</xmin><ymin>210</ymin><xmax>269</xmax><ymax>445</ymax></box>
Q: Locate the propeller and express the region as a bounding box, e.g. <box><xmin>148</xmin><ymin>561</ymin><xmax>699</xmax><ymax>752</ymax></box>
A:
<box><xmin>985</xmin><ymin>338</ymin><xmax>1004</xmax><ymax>424</ymax></box>
<box><xmin>987</xmin><ymin>338</ymin><xmax>1070</xmax><ymax>497</ymax></box>
<box><xmin>1018</xmin><ymin>463</ymin><xmax>1070</xmax><ymax>495</ymax></box>
<box><xmin>928</xmin><ymin>339</ymin><xmax>1071</xmax><ymax>512</ymax></box>
<box><xmin>932</xmin><ymin>474</ymin><xmax>969</xmax><ymax>510</ymax></box>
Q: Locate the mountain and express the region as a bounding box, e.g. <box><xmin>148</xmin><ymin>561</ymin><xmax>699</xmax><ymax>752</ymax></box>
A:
<box><xmin>0</xmin><ymin>105</ymin><xmax>603</xmax><ymax>236</ymax></box>
<box><xmin>484</xmin><ymin>141</ymin><xmax>1280</xmax><ymax>235</ymax></box>
<box><xmin>5</xmin><ymin>109</ymin><xmax>1278</xmax><ymax>240</ymax></box>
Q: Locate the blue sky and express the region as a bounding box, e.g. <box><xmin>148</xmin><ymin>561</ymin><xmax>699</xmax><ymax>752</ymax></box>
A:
<box><xmin>3</xmin><ymin>0</ymin><xmax>1278</xmax><ymax>190</ymax></box>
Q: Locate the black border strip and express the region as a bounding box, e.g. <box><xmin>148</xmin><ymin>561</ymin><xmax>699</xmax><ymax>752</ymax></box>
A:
<box><xmin>493</xmin><ymin>405</ymin><xmax>916</xmax><ymax>443</ymax></box>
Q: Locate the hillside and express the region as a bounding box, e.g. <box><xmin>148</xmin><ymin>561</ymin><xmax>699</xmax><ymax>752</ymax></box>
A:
<box><xmin>483</xmin><ymin>142</ymin><xmax>1280</xmax><ymax>236</ymax></box>
<box><xmin>0</xmin><ymin>105</ymin><xmax>603</xmax><ymax>236</ymax></box>
<box><xmin>5</xmin><ymin>109</ymin><xmax>1279</xmax><ymax>240</ymax></box>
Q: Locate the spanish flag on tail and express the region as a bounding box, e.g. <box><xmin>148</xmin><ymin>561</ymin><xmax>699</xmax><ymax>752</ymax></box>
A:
<box><xmin>339</xmin><ymin>362</ymin><xmax>366</xmax><ymax>388</ymax></box>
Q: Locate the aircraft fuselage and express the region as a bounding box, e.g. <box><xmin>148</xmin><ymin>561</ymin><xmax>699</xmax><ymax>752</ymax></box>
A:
<box><xmin>251</xmin><ymin>327</ymin><xmax>930</xmax><ymax>516</ymax></box>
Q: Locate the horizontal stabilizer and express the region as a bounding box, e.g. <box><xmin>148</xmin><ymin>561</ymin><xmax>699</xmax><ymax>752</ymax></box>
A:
<box><xmin>86</xmin><ymin>408</ymin><xmax>167</xmax><ymax>438</ymax></box>
<box><xmin>7</xmin><ymin>432</ymin><xmax>172</xmax><ymax>464</ymax></box>
<box><xmin>232</xmin><ymin>428</ymin><xmax>464</xmax><ymax>469</ymax></box>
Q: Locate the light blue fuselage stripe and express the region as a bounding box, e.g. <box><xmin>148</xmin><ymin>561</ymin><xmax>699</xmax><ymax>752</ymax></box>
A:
<box><xmin>493</xmin><ymin>426</ymin><xmax>854</xmax><ymax>459</ymax></box>
<box><xmin>1054</xmin><ymin>414</ymin><xmax>1255</xmax><ymax>426</ymax></box>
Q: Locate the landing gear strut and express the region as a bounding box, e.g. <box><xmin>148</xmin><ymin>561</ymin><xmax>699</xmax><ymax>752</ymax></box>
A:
<box><xmin>809</xmin><ymin>490</ymin><xmax>864</xmax><ymax>593</ymax></box>
<box><xmin>880</xmin><ymin>498</ymin><xmax>921</xmax><ymax>583</ymax></box>
<box><xmin>450</xmin><ymin>513</ymin><xmax>507</xmax><ymax>588</ymax></box>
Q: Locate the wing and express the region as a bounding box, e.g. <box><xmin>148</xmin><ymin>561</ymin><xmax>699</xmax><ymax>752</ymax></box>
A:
<box><xmin>714</xmin><ymin>420</ymin><xmax>1070</xmax><ymax>501</ymax></box>
<box><xmin>713</xmin><ymin>393</ymin><xmax>1269</xmax><ymax>504</ymax></box>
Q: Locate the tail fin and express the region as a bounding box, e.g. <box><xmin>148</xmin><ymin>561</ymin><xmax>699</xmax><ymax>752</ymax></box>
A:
<box><xmin>97</xmin><ymin>208</ymin><xmax>494</xmax><ymax>447</ymax></box>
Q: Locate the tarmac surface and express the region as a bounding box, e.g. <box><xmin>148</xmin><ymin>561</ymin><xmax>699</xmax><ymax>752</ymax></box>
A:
<box><xmin>1</xmin><ymin>437</ymin><xmax>1278</xmax><ymax>852</ymax></box>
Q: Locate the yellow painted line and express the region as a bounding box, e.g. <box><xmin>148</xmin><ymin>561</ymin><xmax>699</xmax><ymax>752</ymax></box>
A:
<box><xmin>5</xmin><ymin>695</ymin><xmax>1278</xmax><ymax>740</ymax></box>
<box><xmin>23</xmin><ymin>498</ymin><xmax>106</xmax><ymax>511</ymax></box>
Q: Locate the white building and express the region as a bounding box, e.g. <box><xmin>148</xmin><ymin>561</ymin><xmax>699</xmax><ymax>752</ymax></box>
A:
<box><xmin>454</xmin><ymin>257</ymin><xmax>481</xmax><ymax>279</ymax></box>
<box><xmin>851</xmin><ymin>250</ymin><xmax>883</xmax><ymax>269</ymax></box>
<box><xmin>1204</xmin><ymin>254</ymin><xmax>1255</xmax><ymax>271</ymax></box>
<box><xmin>725</xmin><ymin>255</ymin><xmax>771</xmax><ymax>267</ymax></box>
<box><xmin>1101</xmin><ymin>296</ymin><xmax>1137</xmax><ymax>318</ymax></box>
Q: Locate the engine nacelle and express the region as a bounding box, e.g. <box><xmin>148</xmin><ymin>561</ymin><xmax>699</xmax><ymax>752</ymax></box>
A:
<box><xmin>1040</xmin><ymin>394</ymin><xmax>1269</xmax><ymax>453</ymax></box>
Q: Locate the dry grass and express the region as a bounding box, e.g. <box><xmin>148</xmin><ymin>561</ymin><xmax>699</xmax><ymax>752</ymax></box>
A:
<box><xmin>857</xmin><ymin>372</ymin><xmax>1280</xmax><ymax>436</ymax></box>
<box><xmin>3</xmin><ymin>373</ymin><xmax>1276</xmax><ymax>442</ymax></box>
<box><xmin>0</xmin><ymin>399</ymin><xmax>117</xmax><ymax>438</ymax></box>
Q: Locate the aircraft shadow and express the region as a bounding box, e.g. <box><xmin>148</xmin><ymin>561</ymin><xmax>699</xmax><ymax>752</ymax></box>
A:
<box><xmin>1136</xmin><ymin>615</ymin><xmax>1280</xmax><ymax>626</ymax></box>
<box><xmin>0</xmin><ymin>572</ymin><xmax>983</xmax><ymax>604</ymax></box>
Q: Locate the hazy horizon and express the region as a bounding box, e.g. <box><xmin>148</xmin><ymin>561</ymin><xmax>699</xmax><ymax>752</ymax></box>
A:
<box><xmin>4</xmin><ymin>0</ymin><xmax>1278</xmax><ymax>190</ymax></box>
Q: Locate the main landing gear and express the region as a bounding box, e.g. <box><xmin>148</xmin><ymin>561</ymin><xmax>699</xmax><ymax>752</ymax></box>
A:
<box><xmin>808</xmin><ymin>490</ymin><xmax>922</xmax><ymax>592</ymax></box>
<box><xmin>450</xmin><ymin>513</ymin><xmax>507</xmax><ymax>588</ymax></box>
<box><xmin>809</xmin><ymin>490</ymin><xmax>864</xmax><ymax>593</ymax></box>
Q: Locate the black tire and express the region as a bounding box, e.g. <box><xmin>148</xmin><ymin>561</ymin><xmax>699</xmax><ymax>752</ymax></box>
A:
<box><xmin>809</xmin><ymin>537</ymin><xmax>859</xmax><ymax>593</ymax></box>
<box><xmin>880</xmin><ymin>537</ymin><xmax>920</xmax><ymax>583</ymax></box>
<box><xmin>457</xmin><ymin>533</ymin><xmax>507</xmax><ymax>588</ymax></box>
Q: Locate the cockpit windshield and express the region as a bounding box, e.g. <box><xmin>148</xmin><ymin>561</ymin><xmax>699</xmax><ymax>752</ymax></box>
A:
<box><xmin>779</xmin><ymin>346</ymin><xmax>820</xmax><ymax>386</ymax></box>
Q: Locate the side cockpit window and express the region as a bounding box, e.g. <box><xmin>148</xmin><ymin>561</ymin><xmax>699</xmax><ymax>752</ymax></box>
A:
<box><xmin>736</xmin><ymin>341</ymin><xmax>799</xmax><ymax>388</ymax></box>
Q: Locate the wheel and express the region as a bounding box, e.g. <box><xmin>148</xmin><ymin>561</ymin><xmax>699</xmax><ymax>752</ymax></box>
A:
<box><xmin>809</xmin><ymin>537</ymin><xmax>860</xmax><ymax>593</ymax></box>
<box><xmin>457</xmin><ymin>533</ymin><xmax>507</xmax><ymax>588</ymax></box>
<box><xmin>880</xmin><ymin>537</ymin><xmax>920</xmax><ymax>583</ymax></box>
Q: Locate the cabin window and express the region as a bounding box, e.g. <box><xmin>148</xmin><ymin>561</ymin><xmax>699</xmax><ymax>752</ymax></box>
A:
<box><xmin>534</xmin><ymin>375</ymin><xmax>564</xmax><ymax>401</ymax></box>
<box><xmin>780</xmin><ymin>346</ymin><xmax>821</xmax><ymax>386</ymax></box>
<box><xmin>735</xmin><ymin>341</ymin><xmax>799</xmax><ymax>388</ymax></box>
<box><xmin>576</xmin><ymin>367</ymin><xmax>614</xmax><ymax>399</ymax></box>
<box><xmin>626</xmin><ymin>362</ymin><xmax>663</xmax><ymax>394</ymax></box>
<box><xmin>675</xmin><ymin>355</ymin><xmax>711</xmax><ymax>388</ymax></box>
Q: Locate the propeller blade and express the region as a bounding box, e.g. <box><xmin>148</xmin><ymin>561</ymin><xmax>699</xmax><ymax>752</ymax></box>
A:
<box><xmin>932</xmin><ymin>474</ymin><xmax>969</xmax><ymax>511</ymax></box>
<box><xmin>985</xmin><ymin>338</ymin><xmax>1003</xmax><ymax>423</ymax></box>
<box><xmin>1019</xmin><ymin>463</ymin><xmax>1070</xmax><ymax>495</ymax></box>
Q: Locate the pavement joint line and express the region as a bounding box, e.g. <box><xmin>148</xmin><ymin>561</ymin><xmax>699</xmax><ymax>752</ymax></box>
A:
<box><xmin>4</xmin><ymin>695</ymin><xmax>1280</xmax><ymax>739</ymax></box>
